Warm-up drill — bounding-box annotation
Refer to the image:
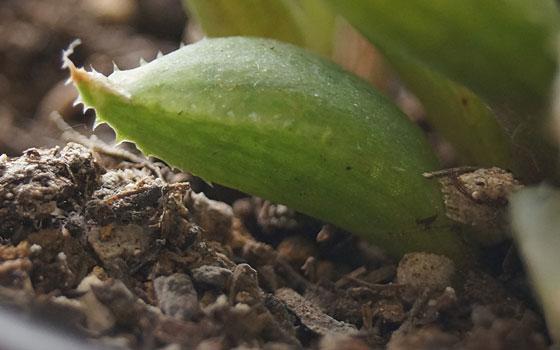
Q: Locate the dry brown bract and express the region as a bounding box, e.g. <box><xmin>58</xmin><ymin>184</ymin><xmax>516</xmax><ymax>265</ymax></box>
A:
<box><xmin>425</xmin><ymin>167</ymin><xmax>523</xmax><ymax>245</ymax></box>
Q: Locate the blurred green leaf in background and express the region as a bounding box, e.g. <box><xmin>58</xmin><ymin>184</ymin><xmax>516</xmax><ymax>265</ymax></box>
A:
<box><xmin>183</xmin><ymin>0</ymin><xmax>335</xmax><ymax>56</ymax></box>
<box><xmin>326</xmin><ymin>0</ymin><xmax>560</xmax><ymax>181</ymax></box>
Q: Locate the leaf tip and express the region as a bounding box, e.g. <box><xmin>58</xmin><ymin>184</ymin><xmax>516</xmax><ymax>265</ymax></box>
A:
<box><xmin>62</xmin><ymin>39</ymin><xmax>92</xmax><ymax>87</ymax></box>
<box><xmin>62</xmin><ymin>39</ymin><xmax>132</xmax><ymax>102</ymax></box>
<box><xmin>61</xmin><ymin>39</ymin><xmax>81</xmax><ymax>70</ymax></box>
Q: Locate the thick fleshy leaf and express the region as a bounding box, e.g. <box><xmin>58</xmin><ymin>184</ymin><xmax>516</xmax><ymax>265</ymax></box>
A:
<box><xmin>182</xmin><ymin>1</ymin><xmax>519</xmax><ymax>174</ymax></box>
<box><xmin>296</xmin><ymin>0</ymin><xmax>335</xmax><ymax>55</ymax></box>
<box><xmin>65</xmin><ymin>37</ymin><xmax>471</xmax><ymax>263</ymax></box>
<box><xmin>325</xmin><ymin>0</ymin><xmax>560</xmax><ymax>114</ymax></box>
<box><xmin>389</xmin><ymin>54</ymin><xmax>517</xmax><ymax>171</ymax></box>
<box><xmin>182</xmin><ymin>0</ymin><xmax>334</xmax><ymax>55</ymax></box>
<box><xmin>510</xmin><ymin>185</ymin><xmax>560</xmax><ymax>344</ymax></box>
<box><xmin>182</xmin><ymin>0</ymin><xmax>304</xmax><ymax>45</ymax></box>
<box><xmin>325</xmin><ymin>0</ymin><xmax>560</xmax><ymax>181</ymax></box>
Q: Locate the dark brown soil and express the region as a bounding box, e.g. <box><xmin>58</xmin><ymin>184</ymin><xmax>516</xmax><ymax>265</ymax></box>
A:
<box><xmin>0</xmin><ymin>1</ymin><xmax>551</xmax><ymax>349</ymax></box>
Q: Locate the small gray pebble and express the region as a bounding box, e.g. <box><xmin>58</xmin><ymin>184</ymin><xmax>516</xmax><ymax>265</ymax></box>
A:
<box><xmin>396</xmin><ymin>252</ymin><xmax>455</xmax><ymax>292</ymax></box>
<box><xmin>191</xmin><ymin>265</ymin><xmax>232</xmax><ymax>290</ymax></box>
<box><xmin>154</xmin><ymin>273</ymin><xmax>199</xmax><ymax>321</ymax></box>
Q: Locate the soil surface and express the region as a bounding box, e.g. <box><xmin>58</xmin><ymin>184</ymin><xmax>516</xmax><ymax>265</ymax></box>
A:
<box><xmin>0</xmin><ymin>0</ymin><xmax>552</xmax><ymax>349</ymax></box>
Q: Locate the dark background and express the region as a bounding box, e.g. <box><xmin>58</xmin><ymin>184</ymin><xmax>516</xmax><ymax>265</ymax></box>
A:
<box><xmin>0</xmin><ymin>0</ymin><xmax>189</xmax><ymax>156</ymax></box>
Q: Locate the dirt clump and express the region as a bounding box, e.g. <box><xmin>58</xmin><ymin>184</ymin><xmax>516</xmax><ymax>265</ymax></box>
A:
<box><xmin>0</xmin><ymin>142</ymin><xmax>550</xmax><ymax>349</ymax></box>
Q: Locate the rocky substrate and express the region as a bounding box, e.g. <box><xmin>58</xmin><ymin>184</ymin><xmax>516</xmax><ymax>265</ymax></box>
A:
<box><xmin>0</xmin><ymin>142</ymin><xmax>550</xmax><ymax>349</ymax></box>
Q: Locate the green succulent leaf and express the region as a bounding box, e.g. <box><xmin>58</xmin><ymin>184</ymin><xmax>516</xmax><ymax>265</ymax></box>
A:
<box><xmin>510</xmin><ymin>185</ymin><xmax>560</xmax><ymax>344</ymax></box>
<box><xmin>325</xmin><ymin>0</ymin><xmax>560</xmax><ymax>181</ymax></box>
<box><xmin>390</xmin><ymin>55</ymin><xmax>517</xmax><ymax>172</ymax></box>
<box><xmin>296</xmin><ymin>0</ymin><xmax>335</xmax><ymax>55</ymax></box>
<box><xmin>182</xmin><ymin>0</ymin><xmax>305</xmax><ymax>45</ymax></box>
<box><xmin>183</xmin><ymin>0</ymin><xmax>334</xmax><ymax>55</ymax></box>
<box><xmin>180</xmin><ymin>2</ymin><xmax>522</xmax><ymax>178</ymax></box>
<box><xmin>65</xmin><ymin>37</ymin><xmax>472</xmax><ymax>263</ymax></box>
<box><xmin>182</xmin><ymin>0</ymin><xmax>335</xmax><ymax>56</ymax></box>
<box><xmin>325</xmin><ymin>0</ymin><xmax>560</xmax><ymax>114</ymax></box>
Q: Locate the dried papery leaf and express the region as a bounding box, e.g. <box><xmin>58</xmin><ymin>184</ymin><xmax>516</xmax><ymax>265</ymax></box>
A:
<box><xmin>510</xmin><ymin>185</ymin><xmax>560</xmax><ymax>344</ymax></box>
<box><xmin>64</xmin><ymin>37</ymin><xmax>472</xmax><ymax>263</ymax></box>
<box><xmin>426</xmin><ymin>167</ymin><xmax>523</xmax><ymax>245</ymax></box>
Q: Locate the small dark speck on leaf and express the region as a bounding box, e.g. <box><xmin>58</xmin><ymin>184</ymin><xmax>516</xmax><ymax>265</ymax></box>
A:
<box><xmin>460</xmin><ymin>97</ymin><xmax>468</xmax><ymax>106</ymax></box>
<box><xmin>345</xmin><ymin>165</ymin><xmax>352</xmax><ymax>171</ymax></box>
<box><xmin>178</xmin><ymin>110</ymin><xmax>183</xmax><ymax>115</ymax></box>
<box><xmin>415</xmin><ymin>214</ymin><xmax>438</xmax><ymax>229</ymax></box>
